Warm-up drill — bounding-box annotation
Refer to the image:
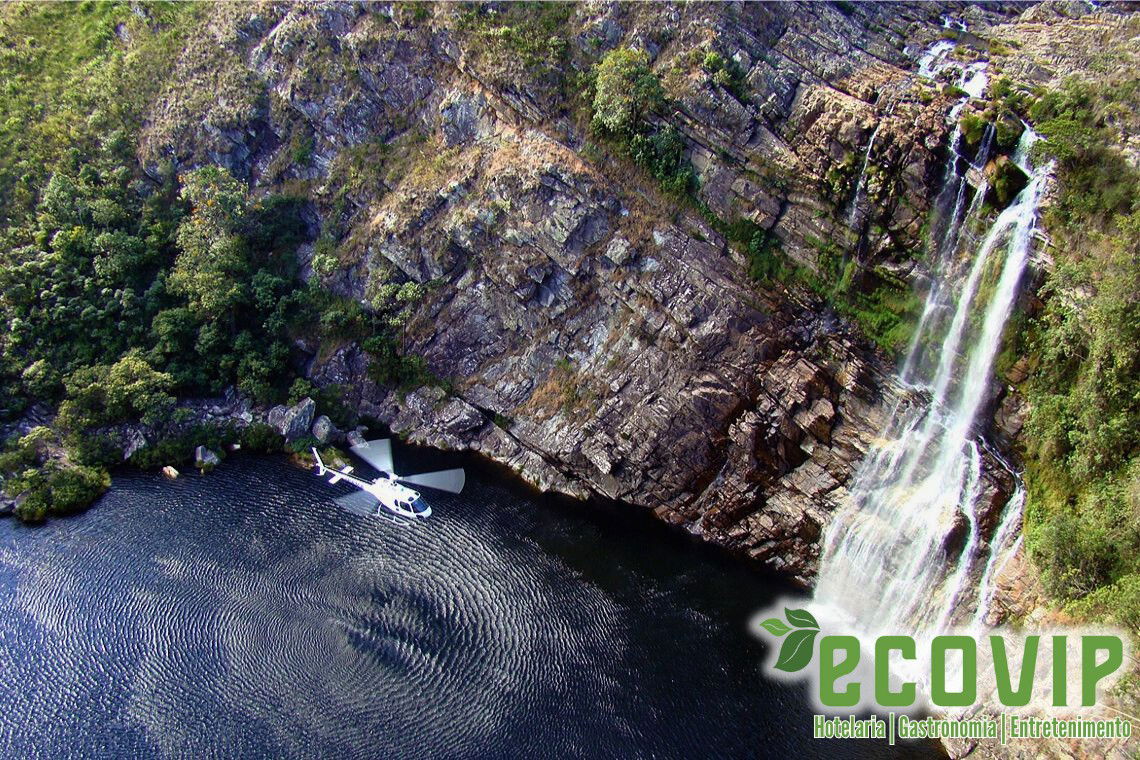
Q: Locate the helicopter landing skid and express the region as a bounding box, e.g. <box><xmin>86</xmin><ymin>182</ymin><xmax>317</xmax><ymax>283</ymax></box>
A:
<box><xmin>377</xmin><ymin>510</ymin><xmax>415</xmax><ymax>528</ymax></box>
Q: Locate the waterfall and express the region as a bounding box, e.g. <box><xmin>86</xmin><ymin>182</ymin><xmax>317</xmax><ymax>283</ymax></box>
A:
<box><xmin>848</xmin><ymin>42</ymin><xmax>986</xmax><ymax>232</ymax></box>
<box><xmin>959</xmin><ymin>62</ymin><xmax>989</xmax><ymax>100</ymax></box>
<box><xmin>973</xmin><ymin>123</ymin><xmax>995</xmax><ymax>170</ymax></box>
<box><xmin>900</xmin><ymin>111</ymin><xmax>995</xmax><ymax>385</ymax></box>
<box><xmin>972</xmin><ymin>486</ymin><xmax>1025</xmax><ymax>627</ymax></box>
<box><xmin>814</xmin><ymin>127</ymin><xmax>1051</xmax><ymax>644</ymax></box>
<box><xmin>917</xmin><ymin>40</ymin><xmax>955</xmax><ymax>78</ymax></box>
<box><xmin>847</xmin><ymin>121</ymin><xmax>882</xmax><ymax>227</ymax></box>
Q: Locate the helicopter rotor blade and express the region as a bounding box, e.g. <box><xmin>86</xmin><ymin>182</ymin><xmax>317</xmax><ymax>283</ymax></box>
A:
<box><xmin>351</xmin><ymin>439</ymin><xmax>396</xmax><ymax>475</ymax></box>
<box><xmin>397</xmin><ymin>468</ymin><xmax>465</xmax><ymax>494</ymax></box>
<box><xmin>334</xmin><ymin>490</ymin><xmax>381</xmax><ymax>516</ymax></box>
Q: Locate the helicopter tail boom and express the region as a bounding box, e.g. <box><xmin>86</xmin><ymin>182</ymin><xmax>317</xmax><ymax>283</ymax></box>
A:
<box><xmin>312</xmin><ymin>448</ymin><xmax>358</xmax><ymax>484</ymax></box>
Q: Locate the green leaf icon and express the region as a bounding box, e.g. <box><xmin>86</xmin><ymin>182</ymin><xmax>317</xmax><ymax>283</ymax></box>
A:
<box><xmin>759</xmin><ymin>617</ymin><xmax>791</xmax><ymax>637</ymax></box>
<box><xmin>774</xmin><ymin>628</ymin><xmax>818</xmax><ymax>672</ymax></box>
<box><xmin>784</xmin><ymin>607</ymin><xmax>819</xmax><ymax>630</ymax></box>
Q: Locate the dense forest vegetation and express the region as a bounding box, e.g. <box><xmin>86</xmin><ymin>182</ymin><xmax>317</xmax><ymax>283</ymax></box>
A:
<box><xmin>0</xmin><ymin>132</ymin><xmax>337</xmax><ymax>519</ymax></box>
<box><xmin>0</xmin><ymin>3</ymin><xmax>418</xmax><ymax>521</ymax></box>
<box><xmin>1016</xmin><ymin>77</ymin><xmax>1140</xmax><ymax>630</ymax></box>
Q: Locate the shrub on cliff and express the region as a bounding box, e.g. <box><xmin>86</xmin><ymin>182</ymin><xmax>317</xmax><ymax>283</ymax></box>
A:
<box><xmin>363</xmin><ymin>335</ymin><xmax>437</xmax><ymax>392</ymax></box>
<box><xmin>454</xmin><ymin>2</ymin><xmax>573</xmax><ymax>98</ymax></box>
<box><xmin>628</xmin><ymin>125</ymin><xmax>695</xmax><ymax>196</ymax></box>
<box><xmin>589</xmin><ymin>50</ymin><xmax>699</xmax><ymax>199</ymax></box>
<box><xmin>240</xmin><ymin>423</ymin><xmax>284</xmax><ymax>454</ymax></box>
<box><xmin>701</xmin><ymin>49</ymin><xmax>749</xmax><ymax>102</ymax></box>
<box><xmin>591</xmin><ymin>48</ymin><xmax>664</xmax><ymax>136</ymax></box>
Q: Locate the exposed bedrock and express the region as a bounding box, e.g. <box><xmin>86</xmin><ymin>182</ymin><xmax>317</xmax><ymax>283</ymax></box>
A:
<box><xmin>135</xmin><ymin>1</ymin><xmax>1125</xmax><ymax>591</ymax></box>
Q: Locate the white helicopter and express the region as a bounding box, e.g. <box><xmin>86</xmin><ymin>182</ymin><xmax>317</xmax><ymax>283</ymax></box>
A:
<box><xmin>311</xmin><ymin>438</ymin><xmax>464</xmax><ymax>522</ymax></box>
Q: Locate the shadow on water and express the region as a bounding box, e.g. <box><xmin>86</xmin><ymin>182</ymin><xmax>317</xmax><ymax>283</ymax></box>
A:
<box><xmin>0</xmin><ymin>445</ymin><xmax>945</xmax><ymax>759</ymax></box>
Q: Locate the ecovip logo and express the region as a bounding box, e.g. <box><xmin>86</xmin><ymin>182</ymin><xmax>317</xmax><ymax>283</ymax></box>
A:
<box><xmin>752</xmin><ymin>604</ymin><xmax>1136</xmax><ymax>744</ymax></box>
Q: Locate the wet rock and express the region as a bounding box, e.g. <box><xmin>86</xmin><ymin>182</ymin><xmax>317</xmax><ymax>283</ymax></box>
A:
<box><xmin>346</xmin><ymin>428</ymin><xmax>367</xmax><ymax>448</ymax></box>
<box><xmin>1005</xmin><ymin>356</ymin><xmax>1031</xmax><ymax>384</ymax></box>
<box><xmin>974</xmin><ymin>463</ymin><xmax>1015</xmax><ymax>538</ymax></box>
<box><xmin>994</xmin><ymin>391</ymin><xmax>1028</xmax><ymax>442</ymax></box>
<box><xmin>122</xmin><ymin>428</ymin><xmax>148</xmax><ymax>461</ymax></box>
<box><xmin>940</xmin><ymin>509</ymin><xmax>970</xmax><ymax>560</ymax></box>
<box><xmin>266</xmin><ymin>405</ymin><xmax>288</xmax><ymax>431</ymax></box>
<box><xmin>311</xmin><ymin>414</ymin><xmax>335</xmax><ymax>444</ymax></box>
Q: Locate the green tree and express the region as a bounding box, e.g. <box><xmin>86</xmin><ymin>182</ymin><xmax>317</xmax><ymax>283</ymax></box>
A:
<box><xmin>591</xmin><ymin>48</ymin><xmax>664</xmax><ymax>135</ymax></box>
<box><xmin>170</xmin><ymin>166</ymin><xmax>251</xmax><ymax>319</ymax></box>
<box><xmin>57</xmin><ymin>352</ymin><xmax>176</xmax><ymax>431</ymax></box>
<box><xmin>9</xmin><ymin>464</ymin><xmax>110</xmax><ymax>523</ymax></box>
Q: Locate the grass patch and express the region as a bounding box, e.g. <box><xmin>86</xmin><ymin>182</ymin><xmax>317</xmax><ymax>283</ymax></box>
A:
<box><xmin>0</xmin><ymin>1</ymin><xmax>200</xmax><ymax>224</ymax></box>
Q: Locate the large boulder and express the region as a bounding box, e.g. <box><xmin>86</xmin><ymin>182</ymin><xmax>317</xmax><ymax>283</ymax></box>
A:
<box><xmin>269</xmin><ymin>397</ymin><xmax>316</xmax><ymax>442</ymax></box>
<box><xmin>311</xmin><ymin>414</ymin><xmax>336</xmax><ymax>444</ymax></box>
<box><xmin>266</xmin><ymin>405</ymin><xmax>288</xmax><ymax>431</ymax></box>
<box><xmin>121</xmin><ymin>428</ymin><xmax>148</xmax><ymax>461</ymax></box>
<box><xmin>346</xmin><ymin>428</ymin><xmax>367</xmax><ymax>448</ymax></box>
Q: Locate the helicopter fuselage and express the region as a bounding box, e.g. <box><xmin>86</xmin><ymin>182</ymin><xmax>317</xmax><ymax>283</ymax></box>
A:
<box><xmin>322</xmin><ymin>464</ymin><xmax>431</xmax><ymax>519</ymax></box>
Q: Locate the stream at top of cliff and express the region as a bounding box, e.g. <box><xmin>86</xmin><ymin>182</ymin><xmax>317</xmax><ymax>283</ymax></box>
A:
<box><xmin>0</xmin><ymin>453</ymin><xmax>943</xmax><ymax>759</ymax></box>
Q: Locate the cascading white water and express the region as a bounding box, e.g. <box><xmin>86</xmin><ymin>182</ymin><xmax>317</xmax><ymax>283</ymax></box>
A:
<box><xmin>847</xmin><ymin>121</ymin><xmax>882</xmax><ymax>227</ymax></box>
<box><xmin>972</xmin><ymin>486</ymin><xmax>1025</xmax><ymax>627</ymax></box>
<box><xmin>917</xmin><ymin>40</ymin><xmax>955</xmax><ymax>78</ymax></box>
<box><xmin>814</xmin><ymin>126</ymin><xmax>1051</xmax><ymax>643</ymax></box>
<box><xmin>848</xmin><ymin>47</ymin><xmax>986</xmax><ymax>232</ymax></box>
<box><xmin>900</xmin><ymin>118</ymin><xmax>994</xmax><ymax>384</ymax></box>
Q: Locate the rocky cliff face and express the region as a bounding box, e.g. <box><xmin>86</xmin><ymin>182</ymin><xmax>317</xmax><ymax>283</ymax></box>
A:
<box><xmin>131</xmin><ymin>1</ymin><xmax>1122</xmax><ymax>598</ymax></box>
<box><xmin>139</xmin><ymin>0</ymin><xmax>954</xmax><ymax>586</ymax></box>
<box><xmin>128</xmin><ymin>3</ymin><xmax>1140</xmax><ymax>755</ymax></box>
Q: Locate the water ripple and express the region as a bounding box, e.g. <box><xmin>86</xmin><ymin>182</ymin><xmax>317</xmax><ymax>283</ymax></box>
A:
<box><xmin>0</xmin><ymin>455</ymin><xmax>938</xmax><ymax>760</ymax></box>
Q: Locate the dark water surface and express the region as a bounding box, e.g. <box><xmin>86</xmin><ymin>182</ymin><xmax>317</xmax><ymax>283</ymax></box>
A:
<box><xmin>0</xmin><ymin>452</ymin><xmax>942</xmax><ymax>759</ymax></box>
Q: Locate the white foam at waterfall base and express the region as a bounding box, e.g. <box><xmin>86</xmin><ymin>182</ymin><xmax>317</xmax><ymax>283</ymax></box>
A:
<box><xmin>814</xmin><ymin>129</ymin><xmax>1051</xmax><ymax>669</ymax></box>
